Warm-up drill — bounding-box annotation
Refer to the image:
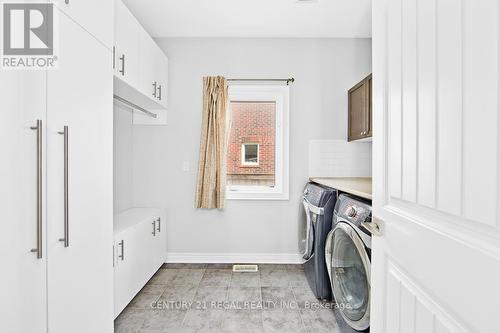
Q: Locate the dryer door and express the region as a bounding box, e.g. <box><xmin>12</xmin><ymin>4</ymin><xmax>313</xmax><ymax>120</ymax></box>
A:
<box><xmin>329</xmin><ymin>222</ymin><xmax>371</xmax><ymax>331</ymax></box>
<box><xmin>299</xmin><ymin>199</ymin><xmax>314</xmax><ymax>260</ymax></box>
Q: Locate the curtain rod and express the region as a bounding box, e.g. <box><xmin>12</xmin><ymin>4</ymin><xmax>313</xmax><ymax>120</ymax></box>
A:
<box><xmin>113</xmin><ymin>94</ymin><xmax>158</xmax><ymax>119</ymax></box>
<box><xmin>227</xmin><ymin>78</ymin><xmax>295</xmax><ymax>85</ymax></box>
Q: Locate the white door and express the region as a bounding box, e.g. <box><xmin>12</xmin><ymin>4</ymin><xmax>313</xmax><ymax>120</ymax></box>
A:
<box><xmin>114</xmin><ymin>0</ymin><xmax>140</xmax><ymax>85</ymax></box>
<box><xmin>46</xmin><ymin>11</ymin><xmax>114</xmax><ymax>333</ymax></box>
<box><xmin>155</xmin><ymin>214</ymin><xmax>167</xmax><ymax>268</ymax></box>
<box><xmin>0</xmin><ymin>71</ymin><xmax>47</xmax><ymax>333</ymax></box>
<box><xmin>50</xmin><ymin>0</ymin><xmax>113</xmax><ymax>49</ymax></box>
<box><xmin>371</xmin><ymin>0</ymin><xmax>500</xmax><ymax>332</ymax></box>
<box><xmin>158</xmin><ymin>52</ymin><xmax>168</xmax><ymax>109</ymax></box>
<box><xmin>114</xmin><ymin>227</ymin><xmax>140</xmax><ymax>318</ymax></box>
<box><xmin>138</xmin><ymin>26</ymin><xmax>160</xmax><ymax>100</ymax></box>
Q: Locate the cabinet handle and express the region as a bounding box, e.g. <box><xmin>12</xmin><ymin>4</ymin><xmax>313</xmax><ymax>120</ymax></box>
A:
<box><xmin>156</xmin><ymin>218</ymin><xmax>161</xmax><ymax>232</ymax></box>
<box><xmin>112</xmin><ymin>46</ymin><xmax>115</xmax><ymax>70</ymax></box>
<box><xmin>30</xmin><ymin>120</ymin><xmax>43</xmax><ymax>259</ymax></box>
<box><xmin>152</xmin><ymin>82</ymin><xmax>157</xmax><ymax>98</ymax></box>
<box><xmin>118</xmin><ymin>240</ymin><xmax>124</xmax><ymax>260</ymax></box>
<box><xmin>58</xmin><ymin>126</ymin><xmax>69</xmax><ymax>247</ymax></box>
<box><xmin>152</xmin><ymin>221</ymin><xmax>156</xmax><ymax>236</ymax></box>
<box><xmin>119</xmin><ymin>54</ymin><xmax>125</xmax><ymax>76</ymax></box>
<box><xmin>157</xmin><ymin>85</ymin><xmax>162</xmax><ymax>101</ymax></box>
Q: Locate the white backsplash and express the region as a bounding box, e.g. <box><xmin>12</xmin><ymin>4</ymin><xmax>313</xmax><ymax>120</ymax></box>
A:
<box><xmin>308</xmin><ymin>140</ymin><xmax>372</xmax><ymax>178</ymax></box>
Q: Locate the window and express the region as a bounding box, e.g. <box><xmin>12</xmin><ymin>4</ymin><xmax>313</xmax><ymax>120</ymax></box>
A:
<box><xmin>226</xmin><ymin>85</ymin><xmax>289</xmax><ymax>200</ymax></box>
<box><xmin>242</xmin><ymin>143</ymin><xmax>259</xmax><ymax>166</ymax></box>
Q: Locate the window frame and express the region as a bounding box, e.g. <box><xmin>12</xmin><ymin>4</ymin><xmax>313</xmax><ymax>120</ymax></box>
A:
<box><xmin>241</xmin><ymin>143</ymin><xmax>260</xmax><ymax>166</ymax></box>
<box><xmin>226</xmin><ymin>85</ymin><xmax>290</xmax><ymax>201</ymax></box>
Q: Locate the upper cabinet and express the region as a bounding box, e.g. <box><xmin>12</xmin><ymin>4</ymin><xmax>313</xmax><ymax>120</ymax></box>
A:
<box><xmin>138</xmin><ymin>26</ymin><xmax>168</xmax><ymax>109</ymax></box>
<box><xmin>113</xmin><ymin>0</ymin><xmax>168</xmax><ymax>124</ymax></box>
<box><xmin>50</xmin><ymin>0</ymin><xmax>113</xmax><ymax>49</ymax></box>
<box><xmin>114</xmin><ymin>0</ymin><xmax>140</xmax><ymax>86</ymax></box>
<box><xmin>348</xmin><ymin>74</ymin><xmax>372</xmax><ymax>142</ymax></box>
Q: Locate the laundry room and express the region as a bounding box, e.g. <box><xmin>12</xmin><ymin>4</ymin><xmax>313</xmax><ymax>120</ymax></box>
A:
<box><xmin>4</xmin><ymin>0</ymin><xmax>499</xmax><ymax>332</ymax></box>
<box><xmin>113</xmin><ymin>2</ymin><xmax>375</xmax><ymax>329</ymax></box>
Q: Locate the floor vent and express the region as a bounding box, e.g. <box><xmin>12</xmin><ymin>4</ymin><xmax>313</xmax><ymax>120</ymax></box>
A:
<box><xmin>232</xmin><ymin>264</ymin><xmax>259</xmax><ymax>272</ymax></box>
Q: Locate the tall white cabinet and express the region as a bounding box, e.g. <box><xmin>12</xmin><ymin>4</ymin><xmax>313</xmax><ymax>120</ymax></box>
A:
<box><xmin>46</xmin><ymin>12</ymin><xmax>114</xmax><ymax>333</ymax></box>
<box><xmin>1</xmin><ymin>72</ymin><xmax>48</xmax><ymax>333</ymax></box>
<box><xmin>1</xmin><ymin>3</ymin><xmax>114</xmax><ymax>333</ymax></box>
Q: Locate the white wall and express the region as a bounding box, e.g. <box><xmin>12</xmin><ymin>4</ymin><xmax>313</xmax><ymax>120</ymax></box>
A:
<box><xmin>113</xmin><ymin>102</ymin><xmax>134</xmax><ymax>214</ymax></box>
<box><xmin>132</xmin><ymin>38</ymin><xmax>371</xmax><ymax>262</ymax></box>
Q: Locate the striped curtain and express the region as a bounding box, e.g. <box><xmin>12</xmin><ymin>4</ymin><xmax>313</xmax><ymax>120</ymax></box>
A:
<box><xmin>195</xmin><ymin>76</ymin><xmax>229</xmax><ymax>209</ymax></box>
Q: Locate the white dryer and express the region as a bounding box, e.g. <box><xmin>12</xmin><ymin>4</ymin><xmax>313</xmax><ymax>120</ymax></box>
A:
<box><xmin>325</xmin><ymin>194</ymin><xmax>372</xmax><ymax>331</ymax></box>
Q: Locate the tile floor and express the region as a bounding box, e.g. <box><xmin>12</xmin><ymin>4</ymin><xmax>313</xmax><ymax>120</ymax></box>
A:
<box><xmin>115</xmin><ymin>264</ymin><xmax>343</xmax><ymax>333</ymax></box>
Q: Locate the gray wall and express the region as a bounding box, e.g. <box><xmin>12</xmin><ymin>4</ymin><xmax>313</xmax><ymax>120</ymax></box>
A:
<box><xmin>131</xmin><ymin>38</ymin><xmax>371</xmax><ymax>261</ymax></box>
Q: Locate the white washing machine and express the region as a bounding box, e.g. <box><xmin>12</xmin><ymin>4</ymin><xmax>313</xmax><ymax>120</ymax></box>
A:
<box><xmin>325</xmin><ymin>194</ymin><xmax>372</xmax><ymax>331</ymax></box>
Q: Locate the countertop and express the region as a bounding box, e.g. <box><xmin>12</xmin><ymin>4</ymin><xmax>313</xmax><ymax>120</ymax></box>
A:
<box><xmin>309</xmin><ymin>177</ymin><xmax>372</xmax><ymax>200</ymax></box>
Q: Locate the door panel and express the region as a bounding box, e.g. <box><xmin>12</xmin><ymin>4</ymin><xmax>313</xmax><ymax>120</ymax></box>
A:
<box><xmin>138</xmin><ymin>26</ymin><xmax>160</xmax><ymax>100</ymax></box>
<box><xmin>47</xmin><ymin>11</ymin><xmax>113</xmax><ymax>333</ymax></box>
<box><xmin>114</xmin><ymin>0</ymin><xmax>140</xmax><ymax>86</ymax></box>
<box><xmin>348</xmin><ymin>83</ymin><xmax>367</xmax><ymax>141</ymax></box>
<box><xmin>436</xmin><ymin>0</ymin><xmax>462</xmax><ymax>217</ymax></box>
<box><xmin>50</xmin><ymin>0</ymin><xmax>113</xmax><ymax>49</ymax></box>
<box><xmin>0</xmin><ymin>71</ymin><xmax>47</xmax><ymax>333</ymax></box>
<box><xmin>416</xmin><ymin>0</ymin><xmax>437</xmax><ymax>208</ymax></box>
<box><xmin>372</xmin><ymin>0</ymin><xmax>500</xmax><ymax>331</ymax></box>
<box><xmin>114</xmin><ymin>228</ymin><xmax>138</xmax><ymax>318</ymax></box>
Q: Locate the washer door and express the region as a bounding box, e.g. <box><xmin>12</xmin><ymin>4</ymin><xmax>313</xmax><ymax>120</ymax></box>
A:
<box><xmin>299</xmin><ymin>199</ymin><xmax>314</xmax><ymax>260</ymax></box>
<box><xmin>328</xmin><ymin>222</ymin><xmax>371</xmax><ymax>331</ymax></box>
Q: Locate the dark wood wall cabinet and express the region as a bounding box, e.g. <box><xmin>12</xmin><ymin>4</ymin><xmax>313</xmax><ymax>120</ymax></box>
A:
<box><xmin>348</xmin><ymin>74</ymin><xmax>372</xmax><ymax>141</ymax></box>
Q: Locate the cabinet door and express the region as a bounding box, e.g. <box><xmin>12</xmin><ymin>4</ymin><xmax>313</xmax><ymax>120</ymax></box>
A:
<box><xmin>138</xmin><ymin>26</ymin><xmax>160</xmax><ymax>101</ymax></box>
<box><xmin>157</xmin><ymin>53</ymin><xmax>168</xmax><ymax>109</ymax></box>
<box><xmin>348</xmin><ymin>80</ymin><xmax>368</xmax><ymax>141</ymax></box>
<box><xmin>114</xmin><ymin>0</ymin><xmax>140</xmax><ymax>86</ymax></box>
<box><xmin>139</xmin><ymin>218</ymin><xmax>158</xmax><ymax>283</ymax></box>
<box><xmin>46</xmin><ymin>11</ymin><xmax>114</xmax><ymax>333</ymax></box>
<box><xmin>50</xmin><ymin>0</ymin><xmax>113</xmax><ymax>48</ymax></box>
<box><xmin>114</xmin><ymin>229</ymin><xmax>138</xmax><ymax>318</ymax></box>
<box><xmin>154</xmin><ymin>215</ymin><xmax>167</xmax><ymax>269</ymax></box>
<box><xmin>0</xmin><ymin>71</ymin><xmax>48</xmax><ymax>333</ymax></box>
<box><xmin>364</xmin><ymin>75</ymin><xmax>372</xmax><ymax>137</ymax></box>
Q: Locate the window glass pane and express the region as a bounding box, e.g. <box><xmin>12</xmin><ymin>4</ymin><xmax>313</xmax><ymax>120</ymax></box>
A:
<box><xmin>227</xmin><ymin>101</ymin><xmax>276</xmax><ymax>187</ymax></box>
<box><xmin>243</xmin><ymin>144</ymin><xmax>258</xmax><ymax>164</ymax></box>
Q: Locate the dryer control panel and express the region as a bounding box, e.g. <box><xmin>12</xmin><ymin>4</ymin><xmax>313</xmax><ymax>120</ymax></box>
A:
<box><xmin>334</xmin><ymin>194</ymin><xmax>372</xmax><ymax>228</ymax></box>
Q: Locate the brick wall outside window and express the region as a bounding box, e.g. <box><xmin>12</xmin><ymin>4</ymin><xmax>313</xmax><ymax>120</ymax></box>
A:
<box><xmin>227</xmin><ymin>102</ymin><xmax>275</xmax><ymax>186</ymax></box>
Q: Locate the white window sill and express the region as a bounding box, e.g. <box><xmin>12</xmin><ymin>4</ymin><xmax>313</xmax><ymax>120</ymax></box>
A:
<box><xmin>226</xmin><ymin>191</ymin><xmax>289</xmax><ymax>201</ymax></box>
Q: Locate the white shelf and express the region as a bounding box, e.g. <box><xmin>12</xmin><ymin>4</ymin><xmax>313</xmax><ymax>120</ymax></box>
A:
<box><xmin>114</xmin><ymin>207</ymin><xmax>162</xmax><ymax>235</ymax></box>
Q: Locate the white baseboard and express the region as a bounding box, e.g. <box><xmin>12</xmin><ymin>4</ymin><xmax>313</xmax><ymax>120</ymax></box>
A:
<box><xmin>165</xmin><ymin>252</ymin><xmax>304</xmax><ymax>264</ymax></box>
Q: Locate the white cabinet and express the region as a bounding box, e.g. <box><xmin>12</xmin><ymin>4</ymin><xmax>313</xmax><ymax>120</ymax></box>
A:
<box><xmin>46</xmin><ymin>11</ymin><xmax>114</xmax><ymax>333</ymax></box>
<box><xmin>114</xmin><ymin>208</ymin><xmax>166</xmax><ymax>318</ymax></box>
<box><xmin>114</xmin><ymin>0</ymin><xmax>168</xmax><ymax>125</ymax></box>
<box><xmin>114</xmin><ymin>0</ymin><xmax>140</xmax><ymax>86</ymax></box>
<box><xmin>138</xmin><ymin>26</ymin><xmax>160</xmax><ymax>101</ymax></box>
<box><xmin>0</xmin><ymin>70</ymin><xmax>48</xmax><ymax>333</ymax></box>
<box><xmin>138</xmin><ymin>26</ymin><xmax>168</xmax><ymax>108</ymax></box>
<box><xmin>1</xmin><ymin>7</ymin><xmax>113</xmax><ymax>333</ymax></box>
<box><xmin>158</xmin><ymin>55</ymin><xmax>169</xmax><ymax>109</ymax></box>
<box><xmin>50</xmin><ymin>0</ymin><xmax>113</xmax><ymax>49</ymax></box>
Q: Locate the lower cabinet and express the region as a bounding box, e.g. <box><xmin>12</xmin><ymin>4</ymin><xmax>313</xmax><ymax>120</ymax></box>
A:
<box><xmin>114</xmin><ymin>208</ymin><xmax>166</xmax><ymax>318</ymax></box>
